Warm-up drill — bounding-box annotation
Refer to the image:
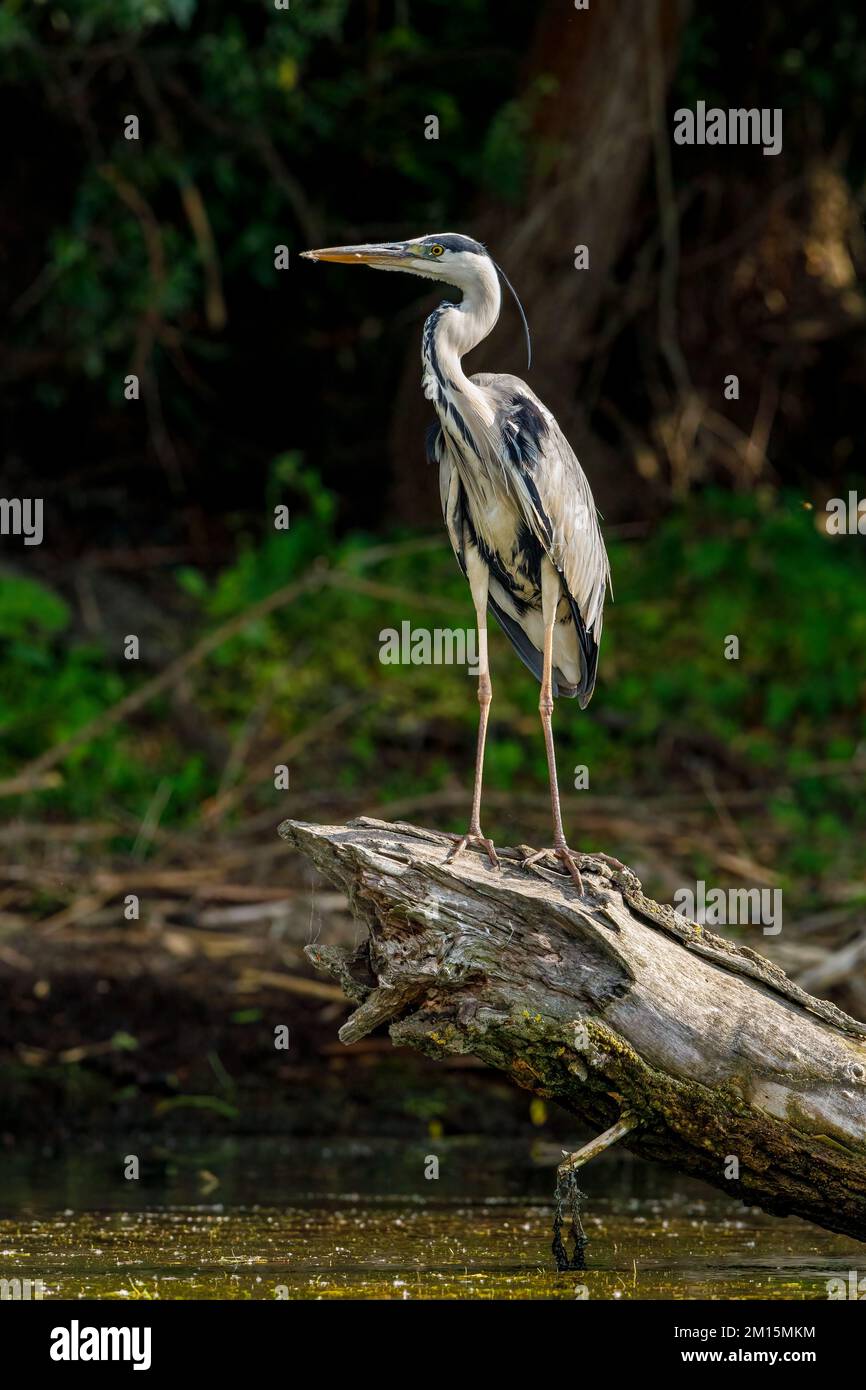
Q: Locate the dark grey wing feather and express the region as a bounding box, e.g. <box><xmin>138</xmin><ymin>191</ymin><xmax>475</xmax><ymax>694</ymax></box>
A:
<box><xmin>434</xmin><ymin>419</ymin><xmax>578</xmax><ymax>698</ymax></box>
<box><xmin>433</xmin><ymin>387</ymin><xmax>607</xmax><ymax>705</ymax></box>
<box><xmin>473</xmin><ymin>372</ymin><xmax>610</xmax><ymax>708</ymax></box>
<box><xmin>558</xmin><ymin>589</ymin><xmax>599</xmax><ymax>704</ymax></box>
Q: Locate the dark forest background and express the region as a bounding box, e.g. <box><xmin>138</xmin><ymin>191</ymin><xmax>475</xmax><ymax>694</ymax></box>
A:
<box><xmin>0</xmin><ymin>0</ymin><xmax>864</xmax><ymax>1142</ymax></box>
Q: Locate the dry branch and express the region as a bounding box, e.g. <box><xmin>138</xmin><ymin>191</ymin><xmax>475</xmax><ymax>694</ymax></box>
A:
<box><xmin>283</xmin><ymin>816</ymin><xmax>866</xmax><ymax>1245</ymax></box>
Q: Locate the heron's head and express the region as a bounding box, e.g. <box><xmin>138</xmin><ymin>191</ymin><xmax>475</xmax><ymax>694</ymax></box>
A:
<box><xmin>302</xmin><ymin>232</ymin><xmax>532</xmax><ymax>365</ymax></box>
<box><xmin>301</xmin><ymin>233</ymin><xmax>490</xmax><ymax>290</ymax></box>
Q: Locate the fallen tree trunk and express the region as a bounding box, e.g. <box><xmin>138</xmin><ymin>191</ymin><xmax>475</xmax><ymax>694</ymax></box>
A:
<box><xmin>282</xmin><ymin>816</ymin><xmax>866</xmax><ymax>1246</ymax></box>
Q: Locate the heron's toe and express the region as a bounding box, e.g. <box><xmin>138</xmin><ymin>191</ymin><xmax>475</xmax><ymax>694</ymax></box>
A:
<box><xmin>554</xmin><ymin>846</ymin><xmax>584</xmax><ymax>894</ymax></box>
<box><xmin>520</xmin><ymin>844</ymin><xmax>585</xmax><ymax>894</ymax></box>
<box><xmin>445</xmin><ymin>831</ymin><xmax>500</xmax><ymax>870</ymax></box>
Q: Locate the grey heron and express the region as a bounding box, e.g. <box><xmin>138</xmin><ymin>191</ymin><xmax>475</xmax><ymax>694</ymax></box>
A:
<box><xmin>302</xmin><ymin>233</ymin><xmax>612</xmax><ymax>890</ymax></box>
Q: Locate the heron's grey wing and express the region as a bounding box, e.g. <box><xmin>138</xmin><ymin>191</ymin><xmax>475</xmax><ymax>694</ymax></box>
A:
<box><xmin>473</xmin><ymin>373</ymin><xmax>610</xmax><ymax>706</ymax></box>
<box><xmin>433</xmin><ymin>418</ymin><xmax>553</xmax><ymax>690</ymax></box>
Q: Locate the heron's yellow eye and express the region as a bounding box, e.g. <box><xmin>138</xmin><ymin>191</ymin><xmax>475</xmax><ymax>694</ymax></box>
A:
<box><xmin>429</xmin><ymin>244</ymin><xmax>445</xmax><ymax>257</ymax></box>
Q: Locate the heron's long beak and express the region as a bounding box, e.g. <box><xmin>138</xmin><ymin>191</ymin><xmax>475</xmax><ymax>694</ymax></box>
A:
<box><xmin>300</xmin><ymin>242</ymin><xmax>412</xmax><ymax>268</ymax></box>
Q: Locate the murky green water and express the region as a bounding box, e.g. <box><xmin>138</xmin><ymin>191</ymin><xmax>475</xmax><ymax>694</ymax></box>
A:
<box><xmin>0</xmin><ymin>1139</ymin><xmax>857</xmax><ymax>1299</ymax></box>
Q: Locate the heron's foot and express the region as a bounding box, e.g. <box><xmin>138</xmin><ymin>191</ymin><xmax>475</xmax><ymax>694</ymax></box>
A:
<box><xmin>521</xmin><ymin>842</ymin><xmax>584</xmax><ymax>893</ymax></box>
<box><xmin>445</xmin><ymin>829</ymin><xmax>500</xmax><ymax>870</ymax></box>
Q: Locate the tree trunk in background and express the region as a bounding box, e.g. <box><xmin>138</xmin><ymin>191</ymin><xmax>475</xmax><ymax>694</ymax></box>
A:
<box><xmin>389</xmin><ymin>0</ymin><xmax>689</xmax><ymax>527</ymax></box>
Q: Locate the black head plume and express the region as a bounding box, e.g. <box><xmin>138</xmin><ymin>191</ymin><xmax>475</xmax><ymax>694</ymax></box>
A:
<box><xmin>493</xmin><ymin>259</ymin><xmax>532</xmax><ymax>371</ymax></box>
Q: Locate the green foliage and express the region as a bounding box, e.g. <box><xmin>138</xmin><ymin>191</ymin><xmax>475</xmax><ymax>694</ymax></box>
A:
<box><xmin>1</xmin><ymin>486</ymin><xmax>863</xmax><ymax>894</ymax></box>
<box><xmin>0</xmin><ymin>574</ymin><xmax>69</xmax><ymax>640</ymax></box>
<box><xmin>608</xmin><ymin>492</ymin><xmax>866</xmax><ymax>744</ymax></box>
<box><xmin>481</xmin><ymin>76</ymin><xmax>558</xmax><ymax>204</ymax></box>
<box><xmin>5</xmin><ymin>0</ymin><xmax>534</xmax><ymax>411</ymax></box>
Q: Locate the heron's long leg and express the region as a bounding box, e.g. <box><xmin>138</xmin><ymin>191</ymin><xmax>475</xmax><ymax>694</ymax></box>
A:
<box><xmin>445</xmin><ymin>553</ymin><xmax>498</xmax><ymax>870</ymax></box>
<box><xmin>533</xmin><ymin>561</ymin><xmax>583</xmax><ymax>890</ymax></box>
<box><xmin>539</xmin><ymin>612</ymin><xmax>565</xmax><ymax>843</ymax></box>
<box><xmin>468</xmin><ymin>624</ymin><xmax>492</xmax><ymax>834</ymax></box>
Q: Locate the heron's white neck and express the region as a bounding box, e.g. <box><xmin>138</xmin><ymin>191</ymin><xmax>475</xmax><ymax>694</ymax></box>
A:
<box><xmin>422</xmin><ymin>259</ymin><xmax>501</xmax><ymax>418</ymax></box>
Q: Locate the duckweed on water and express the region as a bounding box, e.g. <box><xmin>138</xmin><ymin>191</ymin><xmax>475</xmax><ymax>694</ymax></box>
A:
<box><xmin>0</xmin><ymin>1203</ymin><xmax>854</xmax><ymax>1300</ymax></box>
<box><xmin>0</xmin><ymin>1139</ymin><xmax>857</xmax><ymax>1300</ymax></box>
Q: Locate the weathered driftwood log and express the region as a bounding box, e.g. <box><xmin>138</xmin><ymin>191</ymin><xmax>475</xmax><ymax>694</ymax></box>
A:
<box><xmin>282</xmin><ymin>817</ymin><xmax>866</xmax><ymax>1245</ymax></box>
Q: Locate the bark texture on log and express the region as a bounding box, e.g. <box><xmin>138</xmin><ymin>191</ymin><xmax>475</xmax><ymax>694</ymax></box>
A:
<box><xmin>282</xmin><ymin>816</ymin><xmax>866</xmax><ymax>1243</ymax></box>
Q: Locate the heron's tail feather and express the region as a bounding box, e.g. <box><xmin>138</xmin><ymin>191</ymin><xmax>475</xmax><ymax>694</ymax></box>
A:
<box><xmin>563</xmin><ymin>591</ymin><xmax>600</xmax><ymax>709</ymax></box>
